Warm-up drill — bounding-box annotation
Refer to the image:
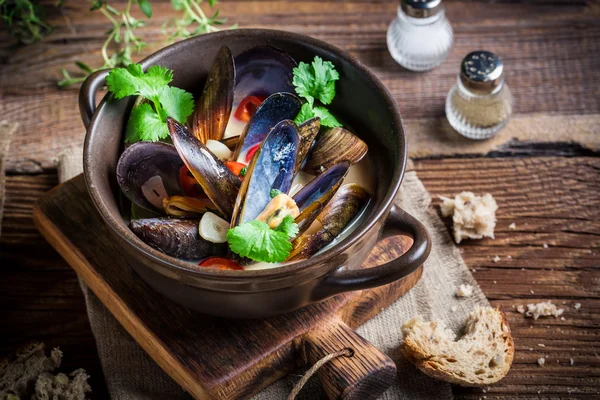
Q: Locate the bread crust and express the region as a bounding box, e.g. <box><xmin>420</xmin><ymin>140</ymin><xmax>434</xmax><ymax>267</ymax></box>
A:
<box><xmin>401</xmin><ymin>307</ymin><xmax>514</xmax><ymax>386</ymax></box>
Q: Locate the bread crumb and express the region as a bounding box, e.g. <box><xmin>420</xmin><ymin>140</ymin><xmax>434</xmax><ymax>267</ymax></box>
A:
<box><xmin>537</xmin><ymin>357</ymin><xmax>545</xmax><ymax>366</ymax></box>
<box><xmin>508</xmin><ymin>222</ymin><xmax>516</xmax><ymax>230</ymax></box>
<box><xmin>507</xmin><ymin>255</ymin><xmax>512</xmax><ymax>259</ymax></box>
<box><xmin>574</xmin><ymin>303</ymin><xmax>581</xmax><ymax>310</ymax></box>
<box><xmin>456</xmin><ymin>284</ymin><xmax>474</xmax><ymax>298</ymax></box>
<box><xmin>561</xmin><ymin>316</ymin><xmax>566</xmax><ymax>321</ymax></box>
<box><xmin>530</xmin><ymin>290</ymin><xmax>535</xmax><ymax>294</ymax></box>
<box><xmin>493</xmin><ymin>280</ymin><xmax>497</xmax><ymax>284</ymax></box>
<box><xmin>538</xmin><ymin>343</ymin><xmax>545</xmax><ymax>347</ymax></box>
<box><xmin>451</xmin><ymin>306</ymin><xmax>458</xmax><ymax>312</ymax></box>
<box><xmin>518</xmin><ymin>301</ymin><xmax>564</xmax><ymax>320</ymax></box>
<box><xmin>492</xmin><ymin>255</ymin><xmax>500</xmax><ymax>263</ymax></box>
<box><xmin>543</xmin><ymin>244</ymin><xmax>548</xmax><ymax>248</ymax></box>
<box><xmin>439</xmin><ymin>192</ymin><xmax>498</xmax><ymax>244</ymax></box>
<box><xmin>472</xmin><ymin>268</ymin><xmax>476</xmax><ymax>273</ymax></box>
<box><xmin>529</xmin><ymin>348</ymin><xmax>533</xmax><ymax>351</ymax></box>
<box><xmin>570</xmin><ymin>358</ymin><xmax>575</xmax><ymax>366</ymax></box>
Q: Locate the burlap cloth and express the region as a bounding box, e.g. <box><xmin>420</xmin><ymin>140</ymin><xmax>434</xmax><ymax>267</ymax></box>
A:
<box><xmin>46</xmin><ymin>146</ymin><xmax>488</xmax><ymax>399</ymax></box>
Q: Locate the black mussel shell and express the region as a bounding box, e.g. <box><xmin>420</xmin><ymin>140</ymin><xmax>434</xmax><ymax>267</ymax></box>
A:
<box><xmin>294</xmin><ymin>117</ymin><xmax>321</xmax><ymax>174</ymax></box>
<box><xmin>167</xmin><ymin>117</ymin><xmax>241</xmax><ymax>220</ymax></box>
<box><xmin>192</xmin><ymin>46</ymin><xmax>235</xmax><ymax>144</ymax></box>
<box><xmin>292</xmin><ymin>161</ymin><xmax>350</xmax><ymax>236</ymax></box>
<box><xmin>130</xmin><ymin>218</ymin><xmax>226</xmax><ymax>260</ymax></box>
<box><xmin>304</xmin><ymin>127</ymin><xmax>368</xmax><ymax>175</ymax></box>
<box><xmin>287</xmin><ymin>184</ymin><xmax>370</xmax><ymax>261</ymax></box>
<box><xmin>116</xmin><ymin>142</ymin><xmax>183</xmax><ymax>213</ymax></box>
<box><xmin>232</xmin><ymin>92</ymin><xmax>301</xmax><ymax>163</ymax></box>
<box><xmin>232</xmin><ymin>119</ymin><xmax>300</xmax><ymax>226</ymax></box>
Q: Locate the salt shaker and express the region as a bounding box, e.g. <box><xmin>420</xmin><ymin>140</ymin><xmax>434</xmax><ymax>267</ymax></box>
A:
<box><xmin>387</xmin><ymin>0</ymin><xmax>453</xmax><ymax>71</ymax></box>
<box><xmin>445</xmin><ymin>51</ymin><xmax>513</xmax><ymax>140</ymax></box>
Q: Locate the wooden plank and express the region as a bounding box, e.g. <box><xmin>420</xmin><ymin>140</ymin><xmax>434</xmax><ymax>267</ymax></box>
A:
<box><xmin>2</xmin><ymin>156</ymin><xmax>599</xmax><ymax>398</ymax></box>
<box><xmin>1</xmin><ymin>1</ymin><xmax>599</xmax><ymax>171</ymax></box>
<box><xmin>414</xmin><ymin>157</ymin><xmax>600</xmax><ymax>399</ymax></box>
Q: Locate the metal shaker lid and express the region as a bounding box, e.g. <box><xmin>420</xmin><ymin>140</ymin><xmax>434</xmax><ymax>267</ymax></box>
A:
<box><xmin>460</xmin><ymin>51</ymin><xmax>505</xmax><ymax>93</ymax></box>
<box><xmin>401</xmin><ymin>0</ymin><xmax>443</xmax><ymax>18</ymax></box>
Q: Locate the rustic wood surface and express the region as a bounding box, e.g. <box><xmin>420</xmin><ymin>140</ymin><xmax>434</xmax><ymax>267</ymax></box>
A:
<box><xmin>33</xmin><ymin>175</ymin><xmax>420</xmax><ymax>400</ymax></box>
<box><xmin>1</xmin><ymin>0</ymin><xmax>599</xmax><ymax>399</ymax></box>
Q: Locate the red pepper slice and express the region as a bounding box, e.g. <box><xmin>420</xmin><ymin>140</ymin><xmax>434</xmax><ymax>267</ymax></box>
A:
<box><xmin>245</xmin><ymin>143</ymin><xmax>261</xmax><ymax>164</ymax></box>
<box><xmin>179</xmin><ymin>165</ymin><xmax>203</xmax><ymax>197</ymax></box>
<box><xmin>199</xmin><ymin>257</ymin><xmax>243</xmax><ymax>271</ymax></box>
<box><xmin>234</xmin><ymin>95</ymin><xmax>265</xmax><ymax>122</ymax></box>
<box><xmin>225</xmin><ymin>161</ymin><xmax>246</xmax><ymax>176</ymax></box>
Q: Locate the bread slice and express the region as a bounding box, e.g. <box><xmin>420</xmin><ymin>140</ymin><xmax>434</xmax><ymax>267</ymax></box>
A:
<box><xmin>401</xmin><ymin>306</ymin><xmax>514</xmax><ymax>386</ymax></box>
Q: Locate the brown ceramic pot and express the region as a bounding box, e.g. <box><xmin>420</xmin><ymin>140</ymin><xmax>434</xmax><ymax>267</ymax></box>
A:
<box><xmin>81</xmin><ymin>29</ymin><xmax>431</xmax><ymax>318</ymax></box>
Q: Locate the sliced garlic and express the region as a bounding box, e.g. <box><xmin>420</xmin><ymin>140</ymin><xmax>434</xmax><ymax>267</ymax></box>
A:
<box><xmin>141</xmin><ymin>175</ymin><xmax>168</xmax><ymax>209</ymax></box>
<box><xmin>199</xmin><ymin>212</ymin><xmax>230</xmax><ymax>243</ymax></box>
<box><xmin>206</xmin><ymin>139</ymin><xmax>233</xmax><ymax>160</ymax></box>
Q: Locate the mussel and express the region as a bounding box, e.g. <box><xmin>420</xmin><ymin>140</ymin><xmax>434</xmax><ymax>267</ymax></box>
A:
<box><xmin>287</xmin><ymin>184</ymin><xmax>370</xmax><ymax>261</ymax></box>
<box><xmin>231</xmin><ymin>119</ymin><xmax>300</xmax><ymax>226</ymax></box>
<box><xmin>292</xmin><ymin>161</ymin><xmax>350</xmax><ymax>236</ymax></box>
<box><xmin>192</xmin><ymin>46</ymin><xmax>235</xmax><ymax>143</ymax></box>
<box><xmin>167</xmin><ymin>117</ymin><xmax>241</xmax><ymax>220</ymax></box>
<box><xmin>130</xmin><ymin>218</ymin><xmax>226</xmax><ymax>260</ymax></box>
<box><xmin>295</xmin><ymin>117</ymin><xmax>321</xmax><ymax>174</ymax></box>
<box><xmin>304</xmin><ymin>127</ymin><xmax>368</xmax><ymax>175</ymax></box>
<box><xmin>232</xmin><ymin>92</ymin><xmax>302</xmax><ymax>163</ymax></box>
<box><xmin>116</xmin><ymin>142</ymin><xmax>184</xmax><ymax>213</ymax></box>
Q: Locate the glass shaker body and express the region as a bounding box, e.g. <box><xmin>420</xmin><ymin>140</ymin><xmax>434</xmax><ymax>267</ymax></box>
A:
<box><xmin>445</xmin><ymin>51</ymin><xmax>513</xmax><ymax>140</ymax></box>
<box><xmin>387</xmin><ymin>5</ymin><xmax>453</xmax><ymax>71</ymax></box>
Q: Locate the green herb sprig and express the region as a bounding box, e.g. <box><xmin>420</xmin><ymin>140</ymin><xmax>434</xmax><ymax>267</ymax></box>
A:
<box><xmin>0</xmin><ymin>0</ymin><xmax>54</xmax><ymax>44</ymax></box>
<box><xmin>227</xmin><ymin>215</ymin><xmax>299</xmax><ymax>263</ymax></box>
<box><xmin>162</xmin><ymin>0</ymin><xmax>234</xmax><ymax>42</ymax></box>
<box><xmin>293</xmin><ymin>56</ymin><xmax>342</xmax><ymax>128</ymax></box>
<box><xmin>58</xmin><ymin>0</ymin><xmax>233</xmax><ymax>88</ymax></box>
<box><xmin>106</xmin><ymin>63</ymin><xmax>194</xmax><ymax>143</ymax></box>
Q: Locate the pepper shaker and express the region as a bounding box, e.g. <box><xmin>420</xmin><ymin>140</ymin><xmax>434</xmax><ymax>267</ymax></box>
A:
<box><xmin>387</xmin><ymin>0</ymin><xmax>453</xmax><ymax>71</ymax></box>
<box><xmin>445</xmin><ymin>51</ymin><xmax>513</xmax><ymax>139</ymax></box>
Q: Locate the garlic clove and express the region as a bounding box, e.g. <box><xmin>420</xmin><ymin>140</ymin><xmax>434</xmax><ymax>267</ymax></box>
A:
<box><xmin>199</xmin><ymin>212</ymin><xmax>230</xmax><ymax>243</ymax></box>
<box><xmin>206</xmin><ymin>139</ymin><xmax>233</xmax><ymax>161</ymax></box>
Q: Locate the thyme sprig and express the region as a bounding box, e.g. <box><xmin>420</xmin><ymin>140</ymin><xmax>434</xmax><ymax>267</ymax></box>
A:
<box><xmin>0</xmin><ymin>0</ymin><xmax>54</xmax><ymax>44</ymax></box>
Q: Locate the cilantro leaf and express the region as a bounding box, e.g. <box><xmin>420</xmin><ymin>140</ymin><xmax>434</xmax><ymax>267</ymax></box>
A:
<box><xmin>292</xmin><ymin>56</ymin><xmax>339</xmax><ymax>107</ymax></box>
<box><xmin>312</xmin><ymin>106</ymin><xmax>342</xmax><ymax>128</ymax></box>
<box><xmin>294</xmin><ymin>102</ymin><xmax>315</xmax><ymax>125</ymax></box>
<box><xmin>159</xmin><ymin>85</ymin><xmax>194</xmax><ymax>124</ymax></box>
<box><xmin>227</xmin><ymin>220</ymin><xmax>294</xmax><ymax>263</ymax></box>
<box><xmin>275</xmin><ymin>215</ymin><xmax>299</xmax><ymax>239</ymax></box>
<box><xmin>106</xmin><ymin>64</ymin><xmax>173</xmax><ymax>100</ymax></box>
<box><xmin>125</xmin><ymin>103</ymin><xmax>170</xmax><ymax>143</ymax></box>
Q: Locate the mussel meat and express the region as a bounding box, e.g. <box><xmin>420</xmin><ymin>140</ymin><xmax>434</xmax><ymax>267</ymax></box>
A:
<box><xmin>232</xmin><ymin>92</ymin><xmax>302</xmax><ymax>163</ymax></box>
<box><xmin>287</xmin><ymin>183</ymin><xmax>370</xmax><ymax>261</ymax></box>
<box><xmin>130</xmin><ymin>218</ymin><xmax>226</xmax><ymax>260</ymax></box>
<box><xmin>304</xmin><ymin>127</ymin><xmax>368</xmax><ymax>175</ymax></box>
<box><xmin>294</xmin><ymin>117</ymin><xmax>321</xmax><ymax>174</ymax></box>
<box><xmin>292</xmin><ymin>161</ymin><xmax>350</xmax><ymax>236</ymax></box>
<box><xmin>231</xmin><ymin>119</ymin><xmax>300</xmax><ymax>226</ymax></box>
<box><xmin>162</xmin><ymin>195</ymin><xmax>216</xmax><ymax>218</ymax></box>
<box><xmin>167</xmin><ymin>117</ymin><xmax>241</xmax><ymax>220</ymax></box>
<box><xmin>192</xmin><ymin>46</ymin><xmax>235</xmax><ymax>144</ymax></box>
<box><xmin>116</xmin><ymin>142</ymin><xmax>183</xmax><ymax>213</ymax></box>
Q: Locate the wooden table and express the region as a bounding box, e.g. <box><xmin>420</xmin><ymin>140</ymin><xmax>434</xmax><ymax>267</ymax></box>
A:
<box><xmin>1</xmin><ymin>1</ymin><xmax>598</xmax><ymax>398</ymax></box>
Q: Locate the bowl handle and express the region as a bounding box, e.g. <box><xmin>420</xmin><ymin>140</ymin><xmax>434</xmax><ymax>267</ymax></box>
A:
<box><xmin>317</xmin><ymin>205</ymin><xmax>431</xmax><ymax>296</ymax></box>
<box><xmin>78</xmin><ymin>69</ymin><xmax>111</xmax><ymax>128</ymax></box>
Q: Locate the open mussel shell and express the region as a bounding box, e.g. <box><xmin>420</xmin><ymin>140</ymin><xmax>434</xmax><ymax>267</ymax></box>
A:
<box><xmin>192</xmin><ymin>46</ymin><xmax>235</xmax><ymax>143</ymax></box>
<box><xmin>116</xmin><ymin>142</ymin><xmax>183</xmax><ymax>213</ymax></box>
<box><xmin>232</xmin><ymin>119</ymin><xmax>300</xmax><ymax>226</ymax></box>
<box><xmin>294</xmin><ymin>117</ymin><xmax>321</xmax><ymax>174</ymax></box>
<box><xmin>292</xmin><ymin>161</ymin><xmax>350</xmax><ymax>236</ymax></box>
<box><xmin>130</xmin><ymin>218</ymin><xmax>226</xmax><ymax>260</ymax></box>
<box><xmin>233</xmin><ymin>92</ymin><xmax>302</xmax><ymax>163</ymax></box>
<box><xmin>304</xmin><ymin>127</ymin><xmax>368</xmax><ymax>175</ymax></box>
<box><xmin>232</xmin><ymin>46</ymin><xmax>296</xmax><ymax>113</ymax></box>
<box><xmin>287</xmin><ymin>183</ymin><xmax>370</xmax><ymax>261</ymax></box>
<box><xmin>167</xmin><ymin>117</ymin><xmax>241</xmax><ymax>220</ymax></box>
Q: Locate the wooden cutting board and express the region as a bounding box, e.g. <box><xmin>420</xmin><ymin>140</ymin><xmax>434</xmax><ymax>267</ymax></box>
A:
<box><xmin>33</xmin><ymin>175</ymin><xmax>423</xmax><ymax>400</ymax></box>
